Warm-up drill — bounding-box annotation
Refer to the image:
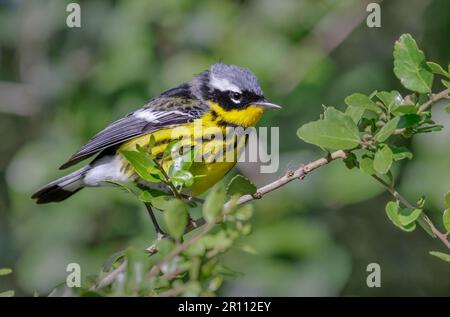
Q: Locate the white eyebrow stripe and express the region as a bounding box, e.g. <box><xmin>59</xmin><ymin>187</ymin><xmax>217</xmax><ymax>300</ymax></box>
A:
<box><xmin>210</xmin><ymin>76</ymin><xmax>241</xmax><ymax>93</ymax></box>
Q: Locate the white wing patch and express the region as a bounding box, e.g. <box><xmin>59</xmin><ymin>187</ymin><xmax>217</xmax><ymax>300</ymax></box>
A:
<box><xmin>134</xmin><ymin>109</ymin><xmax>166</xmax><ymax>122</ymax></box>
<box><xmin>134</xmin><ymin>109</ymin><xmax>193</xmax><ymax>123</ymax></box>
<box><xmin>210</xmin><ymin>75</ymin><xmax>241</xmax><ymax>93</ymax></box>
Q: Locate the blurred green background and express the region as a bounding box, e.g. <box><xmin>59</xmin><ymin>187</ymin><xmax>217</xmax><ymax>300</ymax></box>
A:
<box><xmin>1</xmin><ymin>0</ymin><xmax>449</xmax><ymax>296</ymax></box>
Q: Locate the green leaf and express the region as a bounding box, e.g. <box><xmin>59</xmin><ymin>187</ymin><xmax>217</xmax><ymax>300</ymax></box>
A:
<box><xmin>163</xmin><ymin>140</ymin><xmax>180</xmax><ymax>160</ymax></box>
<box><xmin>171</xmin><ymin>170</ymin><xmax>194</xmax><ymax>188</ymax></box>
<box><xmin>426</xmin><ymin>62</ymin><xmax>450</xmax><ymax>77</ymax></box>
<box><xmin>0</xmin><ymin>290</ymin><xmax>14</xmax><ymax>297</ymax></box>
<box><xmin>417</xmin><ymin>217</ymin><xmax>436</xmax><ymax>238</ymax></box>
<box><xmin>106</xmin><ymin>180</ymin><xmax>143</xmax><ymax>196</ymax></box>
<box><xmin>297</xmin><ymin>119</ymin><xmax>360</xmax><ymax>150</ymax></box>
<box><xmin>156</xmin><ymin>239</ymin><xmax>175</xmax><ymax>256</ymax></box>
<box><xmin>442</xmin><ymin>79</ymin><xmax>450</xmax><ymax>89</ymax></box>
<box><xmin>398</xmin><ymin>114</ymin><xmax>422</xmax><ymax>128</ymax></box>
<box><xmin>446</xmin><ymin>104</ymin><xmax>450</xmax><ymax>113</ymax></box>
<box><xmin>148</xmin><ymin>134</ymin><xmax>156</xmax><ymax>149</ymax></box>
<box><xmin>102</xmin><ymin>250</ymin><xmax>126</xmax><ymax>272</ymax></box>
<box><xmin>376</xmin><ymin>91</ymin><xmax>404</xmax><ymax>113</ymax></box>
<box><xmin>385</xmin><ymin>201</ymin><xmax>416</xmax><ymax>232</ymax></box>
<box><xmin>375</xmin><ymin>117</ymin><xmax>400</xmax><ymax>142</ymax></box>
<box><xmin>344</xmin><ymin>93</ymin><xmax>381</xmax><ymax>113</ymax></box>
<box><xmin>345</xmin><ymin>106</ymin><xmax>365</xmax><ymax>124</ymax></box>
<box><xmin>324</xmin><ymin>107</ymin><xmax>359</xmax><ymax>135</ymax></box>
<box><xmin>119</xmin><ymin>150</ymin><xmax>163</xmax><ymax>182</ymax></box>
<box><xmin>373</xmin><ymin>144</ymin><xmax>393</xmax><ymax>174</ymax></box>
<box><xmin>226</xmin><ymin>175</ymin><xmax>257</xmax><ymax>196</ymax></box>
<box><xmin>443</xmin><ymin>209</ymin><xmax>450</xmax><ymax>232</ymax></box>
<box><xmin>398</xmin><ymin>208</ymin><xmax>422</xmax><ymax>226</ymax></box>
<box><xmin>203</xmin><ymin>183</ymin><xmax>226</xmax><ymax>223</ymax></box>
<box><xmin>445</xmin><ymin>191</ymin><xmax>450</xmax><ymax>209</ymax></box>
<box><xmin>234</xmin><ymin>204</ymin><xmax>254</xmax><ymax>221</ymax></box>
<box><xmin>343</xmin><ymin>152</ymin><xmax>358</xmax><ymax>169</ymax></box>
<box><xmin>416</xmin><ymin>125</ymin><xmax>444</xmax><ymax>133</ymax></box>
<box><xmin>392</xmin><ymin>105</ymin><xmax>417</xmax><ymax>115</ymax></box>
<box><xmin>385</xmin><ymin>201</ymin><xmax>401</xmax><ymax>226</ymax></box>
<box><xmin>143</xmin><ymin>193</ymin><xmax>178</xmax><ymax>210</ymax></box>
<box><xmin>429</xmin><ymin>251</ymin><xmax>450</xmax><ymax>263</ymax></box>
<box><xmin>391</xmin><ymin>146</ymin><xmax>413</xmax><ymax>161</ymax></box>
<box><xmin>393</xmin><ymin>34</ymin><xmax>433</xmax><ymax>93</ymax></box>
<box><xmin>0</xmin><ymin>268</ymin><xmax>12</xmax><ymax>276</ymax></box>
<box><xmin>163</xmin><ymin>199</ymin><xmax>188</xmax><ymax>239</ymax></box>
<box><xmin>359</xmin><ymin>156</ymin><xmax>376</xmax><ymax>175</ymax></box>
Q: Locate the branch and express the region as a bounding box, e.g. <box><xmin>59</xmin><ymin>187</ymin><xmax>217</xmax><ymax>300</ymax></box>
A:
<box><xmin>394</xmin><ymin>88</ymin><xmax>450</xmax><ymax>135</ymax></box>
<box><xmin>90</xmin><ymin>150</ymin><xmax>348</xmax><ymax>291</ymax></box>
<box><xmin>417</xmin><ymin>88</ymin><xmax>450</xmax><ymax>113</ymax></box>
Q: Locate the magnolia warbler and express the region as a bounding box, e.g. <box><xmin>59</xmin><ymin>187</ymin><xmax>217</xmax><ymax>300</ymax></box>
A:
<box><xmin>32</xmin><ymin>63</ymin><xmax>281</xmax><ymax>230</ymax></box>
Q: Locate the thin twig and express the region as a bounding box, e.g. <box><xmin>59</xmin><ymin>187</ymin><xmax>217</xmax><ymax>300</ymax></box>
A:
<box><xmin>417</xmin><ymin>88</ymin><xmax>450</xmax><ymax>113</ymax></box>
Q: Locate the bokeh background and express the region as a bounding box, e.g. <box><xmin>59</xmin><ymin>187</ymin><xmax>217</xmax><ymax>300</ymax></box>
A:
<box><xmin>1</xmin><ymin>0</ymin><xmax>449</xmax><ymax>296</ymax></box>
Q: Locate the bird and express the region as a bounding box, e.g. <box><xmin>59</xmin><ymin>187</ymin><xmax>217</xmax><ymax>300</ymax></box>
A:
<box><xmin>32</xmin><ymin>63</ymin><xmax>281</xmax><ymax>235</ymax></box>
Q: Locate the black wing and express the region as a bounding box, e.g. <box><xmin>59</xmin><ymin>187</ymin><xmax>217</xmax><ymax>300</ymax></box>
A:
<box><xmin>59</xmin><ymin>96</ymin><xmax>207</xmax><ymax>169</ymax></box>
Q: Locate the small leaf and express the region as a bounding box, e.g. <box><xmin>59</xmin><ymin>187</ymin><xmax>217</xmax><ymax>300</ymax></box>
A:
<box><xmin>416</xmin><ymin>125</ymin><xmax>444</xmax><ymax>133</ymax></box>
<box><xmin>393</xmin><ymin>34</ymin><xmax>433</xmax><ymax>93</ymax></box>
<box><xmin>0</xmin><ymin>268</ymin><xmax>12</xmax><ymax>276</ymax></box>
<box><xmin>324</xmin><ymin>107</ymin><xmax>359</xmax><ymax>135</ymax></box>
<box><xmin>171</xmin><ymin>170</ymin><xmax>194</xmax><ymax>188</ymax></box>
<box><xmin>417</xmin><ymin>217</ymin><xmax>436</xmax><ymax>238</ymax></box>
<box><xmin>148</xmin><ymin>195</ymin><xmax>178</xmax><ymax>210</ymax></box>
<box><xmin>148</xmin><ymin>135</ymin><xmax>156</xmax><ymax>149</ymax></box>
<box><xmin>375</xmin><ymin>117</ymin><xmax>400</xmax><ymax>142</ymax></box>
<box><xmin>0</xmin><ymin>290</ymin><xmax>14</xmax><ymax>297</ymax></box>
<box><xmin>391</xmin><ymin>146</ymin><xmax>413</xmax><ymax>161</ymax></box>
<box><xmin>398</xmin><ymin>114</ymin><xmax>422</xmax><ymax>128</ymax></box>
<box><xmin>426</xmin><ymin>62</ymin><xmax>450</xmax><ymax>77</ymax></box>
<box><xmin>106</xmin><ymin>180</ymin><xmax>143</xmax><ymax>196</ymax></box>
<box><xmin>203</xmin><ymin>183</ymin><xmax>226</xmax><ymax>223</ymax></box>
<box><xmin>345</xmin><ymin>106</ymin><xmax>365</xmax><ymax>124</ymax></box>
<box><xmin>446</xmin><ymin>104</ymin><xmax>450</xmax><ymax>113</ymax></box>
<box><xmin>392</xmin><ymin>105</ymin><xmax>417</xmax><ymax>115</ymax></box>
<box><xmin>163</xmin><ymin>140</ymin><xmax>180</xmax><ymax>160</ymax></box>
<box><xmin>442</xmin><ymin>79</ymin><xmax>450</xmax><ymax>89</ymax></box>
<box><xmin>429</xmin><ymin>251</ymin><xmax>450</xmax><ymax>263</ymax></box>
<box><xmin>445</xmin><ymin>191</ymin><xmax>450</xmax><ymax>209</ymax></box>
<box><xmin>385</xmin><ymin>201</ymin><xmax>400</xmax><ymax>225</ymax></box>
<box><xmin>297</xmin><ymin>119</ymin><xmax>360</xmax><ymax>150</ymax></box>
<box><xmin>156</xmin><ymin>239</ymin><xmax>175</xmax><ymax>256</ymax></box>
<box><xmin>344</xmin><ymin>93</ymin><xmax>381</xmax><ymax>113</ymax></box>
<box><xmin>119</xmin><ymin>150</ymin><xmax>163</xmax><ymax>182</ymax></box>
<box><xmin>359</xmin><ymin>156</ymin><xmax>376</xmax><ymax>175</ymax></box>
<box><xmin>234</xmin><ymin>204</ymin><xmax>254</xmax><ymax>221</ymax></box>
<box><xmin>374</xmin><ymin>144</ymin><xmax>393</xmax><ymax>174</ymax></box>
<box><xmin>443</xmin><ymin>209</ymin><xmax>450</xmax><ymax>232</ymax></box>
<box><xmin>164</xmin><ymin>199</ymin><xmax>188</xmax><ymax>239</ymax></box>
<box><xmin>226</xmin><ymin>175</ymin><xmax>257</xmax><ymax>196</ymax></box>
<box><xmin>102</xmin><ymin>250</ymin><xmax>126</xmax><ymax>272</ymax></box>
<box><xmin>385</xmin><ymin>202</ymin><xmax>416</xmax><ymax>232</ymax></box>
<box><xmin>398</xmin><ymin>208</ymin><xmax>422</xmax><ymax>226</ymax></box>
<box><xmin>376</xmin><ymin>91</ymin><xmax>404</xmax><ymax>113</ymax></box>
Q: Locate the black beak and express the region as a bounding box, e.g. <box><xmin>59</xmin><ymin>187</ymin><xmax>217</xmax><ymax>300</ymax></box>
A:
<box><xmin>252</xmin><ymin>99</ymin><xmax>282</xmax><ymax>109</ymax></box>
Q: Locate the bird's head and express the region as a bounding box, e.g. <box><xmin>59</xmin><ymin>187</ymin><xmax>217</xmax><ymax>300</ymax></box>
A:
<box><xmin>192</xmin><ymin>63</ymin><xmax>281</xmax><ymax>127</ymax></box>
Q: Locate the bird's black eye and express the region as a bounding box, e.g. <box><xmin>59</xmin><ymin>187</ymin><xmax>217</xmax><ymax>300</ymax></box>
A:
<box><xmin>229</xmin><ymin>91</ymin><xmax>243</xmax><ymax>104</ymax></box>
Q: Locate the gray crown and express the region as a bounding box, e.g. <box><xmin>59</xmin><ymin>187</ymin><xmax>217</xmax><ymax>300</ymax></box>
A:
<box><xmin>209</xmin><ymin>63</ymin><xmax>264</xmax><ymax>96</ymax></box>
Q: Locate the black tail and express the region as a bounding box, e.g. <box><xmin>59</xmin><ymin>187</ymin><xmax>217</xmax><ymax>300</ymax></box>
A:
<box><xmin>31</xmin><ymin>167</ymin><xmax>88</xmax><ymax>204</ymax></box>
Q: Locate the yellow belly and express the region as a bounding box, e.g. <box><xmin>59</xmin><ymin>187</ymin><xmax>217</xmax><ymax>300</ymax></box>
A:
<box><xmin>119</xmin><ymin>122</ymin><xmax>237</xmax><ymax>195</ymax></box>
